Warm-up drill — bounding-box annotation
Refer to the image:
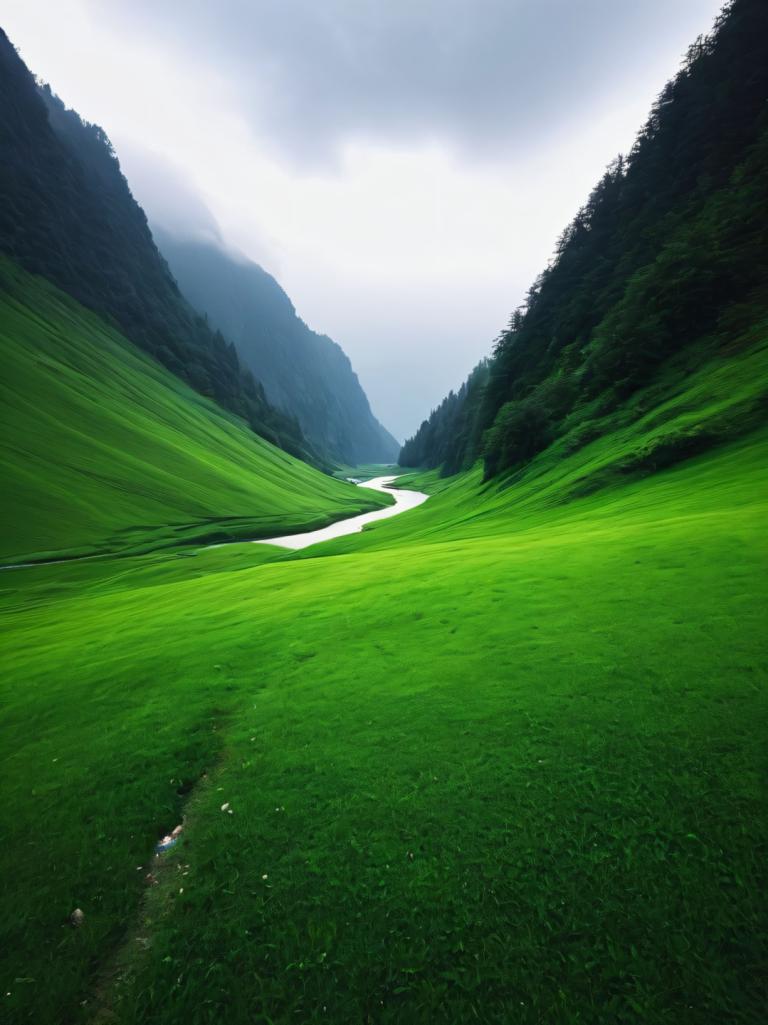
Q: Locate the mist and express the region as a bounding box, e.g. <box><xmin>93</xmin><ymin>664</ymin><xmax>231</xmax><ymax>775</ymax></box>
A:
<box><xmin>3</xmin><ymin>0</ymin><xmax>726</xmax><ymax>439</ymax></box>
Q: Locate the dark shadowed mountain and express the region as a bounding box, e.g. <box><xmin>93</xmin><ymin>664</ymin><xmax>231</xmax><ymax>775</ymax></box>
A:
<box><xmin>401</xmin><ymin>0</ymin><xmax>768</xmax><ymax>480</ymax></box>
<box><xmin>0</xmin><ymin>28</ymin><xmax>312</xmax><ymax>460</ymax></box>
<box><xmin>155</xmin><ymin>229</ymin><xmax>399</xmax><ymax>465</ymax></box>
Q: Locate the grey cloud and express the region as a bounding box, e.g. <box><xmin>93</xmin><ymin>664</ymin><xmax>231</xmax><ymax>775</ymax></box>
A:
<box><xmin>114</xmin><ymin>142</ymin><xmax>282</xmax><ymax>273</ymax></box>
<box><xmin>95</xmin><ymin>0</ymin><xmax>724</xmax><ymax>164</ymax></box>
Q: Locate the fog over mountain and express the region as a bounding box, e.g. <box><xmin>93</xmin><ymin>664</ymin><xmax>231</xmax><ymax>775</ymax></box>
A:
<box><xmin>155</xmin><ymin>226</ymin><xmax>400</xmax><ymax>464</ymax></box>
<box><xmin>3</xmin><ymin>0</ymin><xmax>725</xmax><ymax>437</ymax></box>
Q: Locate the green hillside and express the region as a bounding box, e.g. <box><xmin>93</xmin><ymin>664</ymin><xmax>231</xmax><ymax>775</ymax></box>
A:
<box><xmin>336</xmin><ymin>323</ymin><xmax>768</xmax><ymax>557</ymax></box>
<box><xmin>401</xmin><ymin>0</ymin><xmax>768</xmax><ymax>479</ymax></box>
<box><xmin>2</xmin><ymin>256</ymin><xmax>766</xmax><ymax>1023</ymax></box>
<box><xmin>0</xmin><ymin>29</ymin><xmax>310</xmax><ymax>458</ymax></box>
<box><xmin>1</xmin><ymin>395</ymin><xmax>765</xmax><ymax>1023</ymax></box>
<box><xmin>0</xmin><ymin>258</ymin><xmax>387</xmax><ymax>564</ymax></box>
<box><xmin>1</xmin><ymin>2</ymin><xmax>766</xmax><ymax>1023</ymax></box>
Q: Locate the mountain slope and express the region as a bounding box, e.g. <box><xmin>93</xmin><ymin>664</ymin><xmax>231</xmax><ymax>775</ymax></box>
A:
<box><xmin>156</xmin><ymin>230</ymin><xmax>399</xmax><ymax>465</ymax></box>
<box><xmin>0</xmin><ymin>28</ymin><xmax>310</xmax><ymax>458</ymax></box>
<box><xmin>401</xmin><ymin>0</ymin><xmax>768</xmax><ymax>479</ymax></box>
<box><xmin>0</xmin><ymin>258</ymin><xmax>387</xmax><ymax>564</ymax></box>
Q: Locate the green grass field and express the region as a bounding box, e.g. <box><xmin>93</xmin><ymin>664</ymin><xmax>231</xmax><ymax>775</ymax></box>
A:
<box><xmin>1</xmin><ymin>265</ymin><xmax>767</xmax><ymax>1023</ymax></box>
<box><xmin>0</xmin><ymin>259</ymin><xmax>388</xmax><ymax>565</ymax></box>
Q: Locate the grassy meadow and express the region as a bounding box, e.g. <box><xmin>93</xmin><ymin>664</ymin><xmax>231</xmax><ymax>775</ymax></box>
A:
<box><xmin>0</xmin><ymin>259</ymin><xmax>388</xmax><ymax>566</ymax></box>
<box><xmin>2</xmin><ymin>5</ymin><xmax>767</xmax><ymax>1020</ymax></box>
<box><xmin>2</xmin><ymin>336</ymin><xmax>766</xmax><ymax>1023</ymax></box>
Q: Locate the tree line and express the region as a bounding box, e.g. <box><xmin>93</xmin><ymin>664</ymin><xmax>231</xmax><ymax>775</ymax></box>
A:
<box><xmin>400</xmin><ymin>0</ymin><xmax>768</xmax><ymax>478</ymax></box>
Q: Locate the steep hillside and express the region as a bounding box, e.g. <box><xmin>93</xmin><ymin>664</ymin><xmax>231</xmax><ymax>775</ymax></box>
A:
<box><xmin>0</xmin><ymin>29</ymin><xmax>310</xmax><ymax>458</ymax></box>
<box><xmin>0</xmin><ymin>258</ymin><xmax>387</xmax><ymax>564</ymax></box>
<box><xmin>156</xmin><ymin>230</ymin><xmax>399</xmax><ymax>465</ymax></box>
<box><xmin>401</xmin><ymin>0</ymin><xmax>768</xmax><ymax>479</ymax></box>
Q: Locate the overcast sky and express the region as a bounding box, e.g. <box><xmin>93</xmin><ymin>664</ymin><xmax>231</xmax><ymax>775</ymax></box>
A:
<box><xmin>4</xmin><ymin>1</ymin><xmax>724</xmax><ymax>440</ymax></box>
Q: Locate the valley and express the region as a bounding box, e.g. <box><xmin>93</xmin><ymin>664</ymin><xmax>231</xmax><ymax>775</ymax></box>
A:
<box><xmin>2</xmin><ymin>403</ymin><xmax>765</xmax><ymax>1023</ymax></box>
<box><xmin>0</xmin><ymin>260</ymin><xmax>388</xmax><ymax>566</ymax></box>
<box><xmin>1</xmin><ymin>2</ymin><xmax>766</xmax><ymax>1022</ymax></box>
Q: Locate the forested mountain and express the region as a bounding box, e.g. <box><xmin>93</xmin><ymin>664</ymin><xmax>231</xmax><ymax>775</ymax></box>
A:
<box><xmin>0</xmin><ymin>28</ymin><xmax>311</xmax><ymax>460</ymax></box>
<box><xmin>399</xmin><ymin>360</ymin><xmax>490</xmax><ymax>473</ymax></box>
<box><xmin>401</xmin><ymin>0</ymin><xmax>768</xmax><ymax>478</ymax></box>
<box><xmin>156</xmin><ymin>230</ymin><xmax>399</xmax><ymax>465</ymax></box>
<box><xmin>0</xmin><ymin>258</ymin><xmax>387</xmax><ymax>563</ymax></box>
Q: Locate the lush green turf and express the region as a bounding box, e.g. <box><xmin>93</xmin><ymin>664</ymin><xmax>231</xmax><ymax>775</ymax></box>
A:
<box><xmin>2</xmin><ymin>403</ymin><xmax>767</xmax><ymax>1024</ymax></box>
<box><xmin>335</xmin><ymin>323</ymin><xmax>768</xmax><ymax>550</ymax></box>
<box><xmin>2</xmin><ymin>289</ymin><xmax>767</xmax><ymax>1022</ymax></box>
<box><xmin>0</xmin><ymin>258</ymin><xmax>388</xmax><ymax>564</ymax></box>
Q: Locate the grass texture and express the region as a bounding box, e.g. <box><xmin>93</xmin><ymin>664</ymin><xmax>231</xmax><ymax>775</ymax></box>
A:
<box><xmin>0</xmin><ymin>271</ymin><xmax>766</xmax><ymax>1024</ymax></box>
<box><xmin>0</xmin><ymin>258</ymin><xmax>387</xmax><ymax>564</ymax></box>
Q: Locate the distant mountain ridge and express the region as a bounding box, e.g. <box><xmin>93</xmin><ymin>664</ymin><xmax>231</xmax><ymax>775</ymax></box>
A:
<box><xmin>155</xmin><ymin>230</ymin><xmax>399</xmax><ymax>465</ymax></box>
<box><xmin>0</xmin><ymin>28</ymin><xmax>312</xmax><ymax>461</ymax></box>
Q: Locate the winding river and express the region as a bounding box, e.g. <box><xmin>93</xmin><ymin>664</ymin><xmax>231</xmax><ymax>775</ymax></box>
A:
<box><xmin>253</xmin><ymin>475</ymin><xmax>429</xmax><ymax>550</ymax></box>
<box><xmin>2</xmin><ymin>476</ymin><xmax>428</xmax><ymax>569</ymax></box>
